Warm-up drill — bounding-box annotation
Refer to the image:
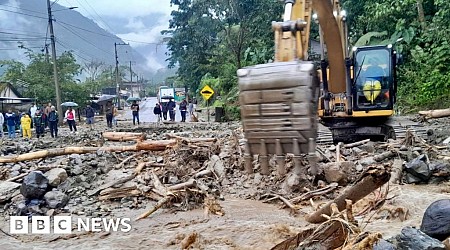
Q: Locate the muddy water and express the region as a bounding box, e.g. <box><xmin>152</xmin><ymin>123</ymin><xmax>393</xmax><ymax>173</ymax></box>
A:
<box><xmin>1</xmin><ymin>183</ymin><xmax>449</xmax><ymax>249</ymax></box>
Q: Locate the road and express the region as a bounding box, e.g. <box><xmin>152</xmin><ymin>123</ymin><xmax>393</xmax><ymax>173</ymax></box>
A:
<box><xmin>122</xmin><ymin>97</ymin><xmax>184</xmax><ymax>123</ymax></box>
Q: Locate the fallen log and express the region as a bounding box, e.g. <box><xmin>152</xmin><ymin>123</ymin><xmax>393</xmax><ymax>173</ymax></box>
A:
<box><xmin>0</xmin><ymin>140</ymin><xmax>176</xmax><ymax>164</ymax></box>
<box><xmin>374</xmin><ymin>150</ymin><xmax>396</xmax><ymax>162</ymax></box>
<box><xmin>99</xmin><ymin>186</ymin><xmax>141</xmax><ymax>200</ymax></box>
<box><xmin>344</xmin><ymin>139</ymin><xmax>371</xmax><ymax>148</ymax></box>
<box><xmin>289</xmin><ymin>183</ymin><xmax>339</xmax><ymax>204</ymax></box>
<box><xmin>419</xmin><ymin>108</ymin><xmax>450</xmax><ymax>119</ymax></box>
<box><xmin>165</xmin><ymin>134</ymin><xmax>217</xmax><ymax>143</ymax></box>
<box><xmin>88</xmin><ymin>174</ymin><xmax>137</xmax><ymax>196</ymax></box>
<box><xmin>305</xmin><ymin>166</ymin><xmax>390</xmax><ymax>224</ymax></box>
<box><xmin>102</xmin><ymin>132</ymin><xmax>146</xmax><ymax>142</ymax></box>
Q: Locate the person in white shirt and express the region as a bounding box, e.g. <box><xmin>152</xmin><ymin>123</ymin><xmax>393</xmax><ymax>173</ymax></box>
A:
<box><xmin>0</xmin><ymin>112</ymin><xmax>4</xmax><ymax>137</ymax></box>
<box><xmin>30</xmin><ymin>103</ymin><xmax>37</xmax><ymax>118</ymax></box>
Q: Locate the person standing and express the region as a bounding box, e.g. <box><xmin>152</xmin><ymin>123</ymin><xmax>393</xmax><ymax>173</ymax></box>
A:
<box><xmin>5</xmin><ymin>110</ymin><xmax>16</xmax><ymax>138</ymax></box>
<box><xmin>131</xmin><ymin>101</ymin><xmax>140</xmax><ymax>125</ymax></box>
<box><xmin>20</xmin><ymin>113</ymin><xmax>32</xmax><ymax>139</ymax></box>
<box><xmin>179</xmin><ymin>99</ymin><xmax>188</xmax><ymax>122</ymax></box>
<box><xmin>161</xmin><ymin>102</ymin><xmax>168</xmax><ymax>120</ymax></box>
<box><xmin>85</xmin><ymin>105</ymin><xmax>95</xmax><ymax>130</ymax></box>
<box><xmin>30</xmin><ymin>103</ymin><xmax>37</xmax><ymax>118</ymax></box>
<box><xmin>44</xmin><ymin>102</ymin><xmax>52</xmax><ymax>128</ymax></box>
<box><xmin>168</xmin><ymin>99</ymin><xmax>176</xmax><ymax>122</ymax></box>
<box><xmin>188</xmin><ymin>99</ymin><xmax>194</xmax><ymax>116</ymax></box>
<box><xmin>0</xmin><ymin>111</ymin><xmax>4</xmax><ymax>137</ymax></box>
<box><xmin>65</xmin><ymin>107</ymin><xmax>77</xmax><ymax>132</ymax></box>
<box><xmin>153</xmin><ymin>103</ymin><xmax>162</xmax><ymax>123</ymax></box>
<box><xmin>105</xmin><ymin>102</ymin><xmax>113</xmax><ymax>128</ymax></box>
<box><xmin>112</xmin><ymin>105</ymin><xmax>118</xmax><ymax>126</ymax></box>
<box><xmin>34</xmin><ymin>110</ymin><xmax>45</xmax><ymax>138</ymax></box>
<box><xmin>48</xmin><ymin>106</ymin><xmax>59</xmax><ymax>138</ymax></box>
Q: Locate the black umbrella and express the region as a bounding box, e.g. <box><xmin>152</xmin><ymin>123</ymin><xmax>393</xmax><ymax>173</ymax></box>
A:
<box><xmin>96</xmin><ymin>95</ymin><xmax>116</xmax><ymax>103</ymax></box>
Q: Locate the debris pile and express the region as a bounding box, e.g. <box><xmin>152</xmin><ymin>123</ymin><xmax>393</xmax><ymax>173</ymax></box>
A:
<box><xmin>0</xmin><ymin>118</ymin><xmax>448</xmax><ymax>249</ymax></box>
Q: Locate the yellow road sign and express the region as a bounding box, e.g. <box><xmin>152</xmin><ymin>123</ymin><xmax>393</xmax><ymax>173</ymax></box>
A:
<box><xmin>200</xmin><ymin>85</ymin><xmax>214</xmax><ymax>100</ymax></box>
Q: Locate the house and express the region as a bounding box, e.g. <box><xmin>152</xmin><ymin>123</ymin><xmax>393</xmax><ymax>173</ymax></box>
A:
<box><xmin>0</xmin><ymin>82</ymin><xmax>34</xmax><ymax>113</ymax></box>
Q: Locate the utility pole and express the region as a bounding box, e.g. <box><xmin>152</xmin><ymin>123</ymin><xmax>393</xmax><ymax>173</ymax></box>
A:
<box><xmin>47</xmin><ymin>0</ymin><xmax>63</xmax><ymax>124</ymax></box>
<box><xmin>114</xmin><ymin>42</ymin><xmax>128</xmax><ymax>109</ymax></box>
<box><xmin>129</xmin><ymin>61</ymin><xmax>133</xmax><ymax>97</ymax></box>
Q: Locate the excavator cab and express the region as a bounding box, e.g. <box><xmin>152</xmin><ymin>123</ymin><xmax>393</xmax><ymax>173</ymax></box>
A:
<box><xmin>352</xmin><ymin>45</ymin><xmax>397</xmax><ymax>112</ymax></box>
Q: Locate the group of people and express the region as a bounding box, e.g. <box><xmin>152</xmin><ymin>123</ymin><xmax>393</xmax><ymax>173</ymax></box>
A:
<box><xmin>0</xmin><ymin>102</ymin><xmax>66</xmax><ymax>139</ymax></box>
<box><xmin>153</xmin><ymin>98</ymin><xmax>195</xmax><ymax>123</ymax></box>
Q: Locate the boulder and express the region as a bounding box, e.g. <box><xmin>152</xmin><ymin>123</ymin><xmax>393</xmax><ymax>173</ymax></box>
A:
<box><xmin>44</xmin><ymin>190</ymin><xmax>69</xmax><ymax>209</ymax></box>
<box><xmin>20</xmin><ymin>171</ymin><xmax>49</xmax><ymax>199</ymax></box>
<box><xmin>323</xmin><ymin>161</ymin><xmax>354</xmax><ymax>185</ymax></box>
<box><xmin>404</xmin><ymin>154</ymin><xmax>431</xmax><ymax>181</ymax></box>
<box><xmin>209</xmin><ymin>155</ymin><xmax>226</xmax><ymax>178</ymax></box>
<box><xmin>373</xmin><ymin>239</ymin><xmax>397</xmax><ymax>250</ymax></box>
<box><xmin>45</xmin><ymin>168</ymin><xmax>68</xmax><ymax>186</ymax></box>
<box><xmin>420</xmin><ymin>199</ymin><xmax>450</xmax><ymax>241</ymax></box>
<box><xmin>393</xmin><ymin>227</ymin><xmax>445</xmax><ymax>250</ymax></box>
<box><xmin>0</xmin><ymin>181</ymin><xmax>21</xmax><ymax>203</ymax></box>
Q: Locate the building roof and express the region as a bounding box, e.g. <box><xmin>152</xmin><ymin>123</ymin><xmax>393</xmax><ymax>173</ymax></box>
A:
<box><xmin>0</xmin><ymin>81</ymin><xmax>23</xmax><ymax>98</ymax></box>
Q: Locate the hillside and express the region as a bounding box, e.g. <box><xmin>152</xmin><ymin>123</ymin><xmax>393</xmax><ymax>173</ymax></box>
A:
<box><xmin>0</xmin><ymin>0</ymin><xmax>169</xmax><ymax>76</ymax></box>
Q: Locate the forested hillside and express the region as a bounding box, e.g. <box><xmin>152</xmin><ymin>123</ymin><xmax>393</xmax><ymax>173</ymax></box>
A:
<box><xmin>165</xmin><ymin>0</ymin><xmax>450</xmax><ymax>115</ymax></box>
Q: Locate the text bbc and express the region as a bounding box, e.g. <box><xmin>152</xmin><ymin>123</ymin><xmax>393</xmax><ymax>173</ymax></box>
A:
<box><xmin>10</xmin><ymin>216</ymin><xmax>132</xmax><ymax>234</ymax></box>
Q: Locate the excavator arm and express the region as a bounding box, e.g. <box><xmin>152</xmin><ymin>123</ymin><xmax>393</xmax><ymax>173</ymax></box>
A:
<box><xmin>238</xmin><ymin>0</ymin><xmax>397</xmax><ymax>175</ymax></box>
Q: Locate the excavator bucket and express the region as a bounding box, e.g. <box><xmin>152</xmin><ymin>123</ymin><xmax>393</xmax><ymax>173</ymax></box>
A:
<box><xmin>238</xmin><ymin>61</ymin><xmax>320</xmax><ymax>175</ymax></box>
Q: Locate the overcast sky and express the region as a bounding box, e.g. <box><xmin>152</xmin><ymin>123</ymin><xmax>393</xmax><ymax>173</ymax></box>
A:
<box><xmin>58</xmin><ymin>0</ymin><xmax>174</xmax><ymax>70</ymax></box>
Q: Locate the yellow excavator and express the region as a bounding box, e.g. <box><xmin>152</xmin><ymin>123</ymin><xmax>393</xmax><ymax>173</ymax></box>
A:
<box><xmin>238</xmin><ymin>0</ymin><xmax>399</xmax><ymax>174</ymax></box>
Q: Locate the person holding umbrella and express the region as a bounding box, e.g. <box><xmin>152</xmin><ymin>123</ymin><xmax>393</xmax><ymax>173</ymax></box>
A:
<box><xmin>131</xmin><ymin>100</ymin><xmax>140</xmax><ymax>126</ymax></box>
<box><xmin>64</xmin><ymin>107</ymin><xmax>77</xmax><ymax>132</ymax></box>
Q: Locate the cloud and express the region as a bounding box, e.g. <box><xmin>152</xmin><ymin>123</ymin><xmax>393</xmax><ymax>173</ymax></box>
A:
<box><xmin>116</xmin><ymin>15</ymin><xmax>170</xmax><ymax>47</ymax></box>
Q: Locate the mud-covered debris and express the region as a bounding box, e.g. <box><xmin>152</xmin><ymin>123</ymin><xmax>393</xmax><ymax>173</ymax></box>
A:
<box><xmin>373</xmin><ymin>239</ymin><xmax>396</xmax><ymax>250</ymax></box>
<box><xmin>420</xmin><ymin>199</ymin><xmax>450</xmax><ymax>241</ymax></box>
<box><xmin>20</xmin><ymin>171</ymin><xmax>49</xmax><ymax>199</ymax></box>
<box><xmin>323</xmin><ymin>161</ymin><xmax>354</xmax><ymax>185</ymax></box>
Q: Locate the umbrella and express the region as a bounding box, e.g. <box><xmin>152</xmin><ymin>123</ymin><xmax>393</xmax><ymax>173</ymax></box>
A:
<box><xmin>61</xmin><ymin>101</ymin><xmax>78</xmax><ymax>107</ymax></box>
<box><xmin>95</xmin><ymin>94</ymin><xmax>116</xmax><ymax>103</ymax></box>
<box><xmin>127</xmin><ymin>97</ymin><xmax>141</xmax><ymax>102</ymax></box>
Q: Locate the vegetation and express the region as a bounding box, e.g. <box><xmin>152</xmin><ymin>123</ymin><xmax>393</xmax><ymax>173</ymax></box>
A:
<box><xmin>165</xmin><ymin>0</ymin><xmax>450</xmax><ymax>119</ymax></box>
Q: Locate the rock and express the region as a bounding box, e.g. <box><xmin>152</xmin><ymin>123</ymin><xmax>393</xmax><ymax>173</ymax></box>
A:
<box><xmin>420</xmin><ymin>199</ymin><xmax>450</xmax><ymax>241</ymax></box>
<box><xmin>44</xmin><ymin>190</ymin><xmax>69</xmax><ymax>209</ymax></box>
<box><xmin>46</xmin><ymin>209</ymin><xmax>56</xmax><ymax>216</ymax></box>
<box><xmin>352</xmin><ymin>147</ymin><xmax>364</xmax><ymax>155</ymax></box>
<box><xmin>404</xmin><ymin>173</ymin><xmax>422</xmax><ymax>184</ymax></box>
<box><xmin>442</xmin><ymin>136</ymin><xmax>450</xmax><ymax>145</ymax></box>
<box><xmin>254</xmin><ymin>173</ymin><xmax>263</xmax><ymax>185</ymax></box>
<box><xmin>430</xmin><ymin>162</ymin><xmax>450</xmax><ymax>178</ymax></box>
<box><xmin>20</xmin><ymin>171</ymin><xmax>49</xmax><ymax>199</ymax></box>
<box><xmin>373</xmin><ymin>239</ymin><xmax>397</xmax><ymax>250</ymax></box>
<box><xmin>323</xmin><ymin>161</ymin><xmax>354</xmax><ymax>185</ymax></box>
<box><xmin>69</xmin><ymin>154</ymin><xmax>82</xmax><ymax>166</ymax></box>
<box><xmin>0</xmin><ymin>181</ymin><xmax>21</xmax><ymax>203</ymax></box>
<box><xmin>405</xmin><ymin>154</ymin><xmax>431</xmax><ymax>181</ymax></box>
<box><xmin>209</xmin><ymin>155</ymin><xmax>225</xmax><ymax>178</ymax></box>
<box><xmin>393</xmin><ymin>227</ymin><xmax>445</xmax><ymax>250</ymax></box>
<box><xmin>360</xmin><ymin>157</ymin><xmax>376</xmax><ymax>166</ymax></box>
<box><xmin>70</xmin><ymin>165</ymin><xmax>84</xmax><ymax>175</ymax></box>
<box><xmin>45</xmin><ymin>168</ymin><xmax>68</xmax><ymax>186</ymax></box>
<box><xmin>11</xmin><ymin>164</ymin><xmax>21</xmax><ymax>172</ymax></box>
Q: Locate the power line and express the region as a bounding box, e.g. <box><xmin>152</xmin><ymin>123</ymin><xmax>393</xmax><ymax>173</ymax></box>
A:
<box><xmin>55</xmin><ymin>21</ymin><xmax>112</xmax><ymax>56</ymax></box>
<box><xmin>0</xmin><ymin>31</ymin><xmax>47</xmax><ymax>38</ymax></box>
<box><xmin>0</xmin><ymin>8</ymin><xmax>47</xmax><ymax>20</ymax></box>
<box><xmin>0</xmin><ymin>4</ymin><xmax>47</xmax><ymax>15</ymax></box>
<box><xmin>55</xmin><ymin>39</ymin><xmax>91</xmax><ymax>62</ymax></box>
<box><xmin>74</xmin><ymin>0</ymin><xmax>115</xmax><ymax>34</ymax></box>
<box><xmin>56</xmin><ymin>20</ymin><xmax>160</xmax><ymax>45</ymax></box>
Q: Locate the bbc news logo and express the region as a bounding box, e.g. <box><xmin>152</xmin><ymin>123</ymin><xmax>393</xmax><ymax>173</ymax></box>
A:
<box><xmin>10</xmin><ymin>216</ymin><xmax>132</xmax><ymax>234</ymax></box>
